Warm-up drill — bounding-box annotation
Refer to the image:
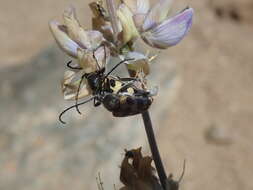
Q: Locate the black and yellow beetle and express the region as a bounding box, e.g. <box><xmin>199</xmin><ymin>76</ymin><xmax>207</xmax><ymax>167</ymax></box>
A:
<box><xmin>59</xmin><ymin>46</ymin><xmax>156</xmax><ymax>123</ymax></box>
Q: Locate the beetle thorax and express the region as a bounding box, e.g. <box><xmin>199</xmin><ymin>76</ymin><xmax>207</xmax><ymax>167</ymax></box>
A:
<box><xmin>86</xmin><ymin>72</ymin><xmax>103</xmax><ymax>92</ymax></box>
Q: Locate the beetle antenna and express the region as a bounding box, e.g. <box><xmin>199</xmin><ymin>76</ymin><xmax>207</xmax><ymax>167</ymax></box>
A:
<box><xmin>93</xmin><ymin>51</ymin><xmax>101</xmax><ymax>70</ymax></box>
<box><xmin>103</xmin><ymin>44</ymin><xmax>106</xmax><ymax>66</ymax></box>
<box><xmin>104</xmin><ymin>58</ymin><xmax>134</xmax><ymax>79</ymax></box>
<box><xmin>59</xmin><ymin>96</ymin><xmax>94</xmax><ymax>124</ymax></box>
<box><xmin>66</xmin><ymin>60</ymin><xmax>82</xmax><ymax>70</ymax></box>
<box><xmin>75</xmin><ymin>74</ymin><xmax>86</xmax><ymax>114</ymax></box>
<box><xmin>116</xmin><ymin>81</ymin><xmax>135</xmax><ymax>94</ymax></box>
<box><xmin>93</xmin><ymin>44</ymin><xmax>106</xmax><ymax>70</ymax></box>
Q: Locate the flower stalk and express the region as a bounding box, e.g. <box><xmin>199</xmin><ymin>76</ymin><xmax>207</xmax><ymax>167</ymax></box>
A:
<box><xmin>142</xmin><ymin>111</ymin><xmax>167</xmax><ymax>190</ymax></box>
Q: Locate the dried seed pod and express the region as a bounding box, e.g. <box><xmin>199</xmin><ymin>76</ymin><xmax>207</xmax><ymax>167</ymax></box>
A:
<box><xmin>120</xmin><ymin>148</ymin><xmax>162</xmax><ymax>190</ymax></box>
<box><xmin>137</xmin><ymin>156</ymin><xmax>155</xmax><ymax>181</ymax></box>
<box><xmin>120</xmin><ymin>153</ymin><xmax>138</xmax><ymax>187</ymax></box>
<box><xmin>89</xmin><ymin>2</ymin><xmax>114</xmax><ymax>42</ymax></box>
<box><xmin>125</xmin><ymin>147</ymin><xmax>143</xmax><ymax>170</ymax></box>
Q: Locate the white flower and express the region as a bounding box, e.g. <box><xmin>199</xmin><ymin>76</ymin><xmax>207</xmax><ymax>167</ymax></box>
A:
<box><xmin>49</xmin><ymin>6</ymin><xmax>110</xmax><ymax>73</ymax></box>
<box><xmin>49</xmin><ymin>6</ymin><xmax>104</xmax><ymax>56</ymax></box>
<box><xmin>118</xmin><ymin>0</ymin><xmax>194</xmax><ymax>49</ymax></box>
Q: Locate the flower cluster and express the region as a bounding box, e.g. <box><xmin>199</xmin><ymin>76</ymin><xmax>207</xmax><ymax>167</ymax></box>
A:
<box><xmin>49</xmin><ymin>0</ymin><xmax>193</xmax><ymax>103</ymax></box>
<box><xmin>117</xmin><ymin>0</ymin><xmax>193</xmax><ymax>49</ymax></box>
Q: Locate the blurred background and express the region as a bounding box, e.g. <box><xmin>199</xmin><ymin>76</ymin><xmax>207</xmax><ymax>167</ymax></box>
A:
<box><xmin>1</xmin><ymin>0</ymin><xmax>253</xmax><ymax>189</ymax></box>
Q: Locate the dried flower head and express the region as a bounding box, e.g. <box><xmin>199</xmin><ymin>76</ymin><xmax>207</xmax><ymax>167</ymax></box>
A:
<box><xmin>120</xmin><ymin>148</ymin><xmax>161</xmax><ymax>190</ymax></box>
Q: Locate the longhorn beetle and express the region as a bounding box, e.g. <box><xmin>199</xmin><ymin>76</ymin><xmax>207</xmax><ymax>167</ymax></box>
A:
<box><xmin>59</xmin><ymin>45</ymin><xmax>156</xmax><ymax>123</ymax></box>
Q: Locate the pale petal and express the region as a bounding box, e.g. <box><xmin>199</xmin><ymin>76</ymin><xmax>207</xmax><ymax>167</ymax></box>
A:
<box><xmin>77</xmin><ymin>45</ymin><xmax>109</xmax><ymax>73</ymax></box>
<box><xmin>61</xmin><ymin>70</ymin><xmax>91</xmax><ymax>100</ymax></box>
<box><xmin>148</xmin><ymin>86</ymin><xmax>159</xmax><ymax>96</ymax></box>
<box><xmin>125</xmin><ymin>52</ymin><xmax>150</xmax><ymax>75</ymax></box>
<box><xmin>117</xmin><ymin>4</ymin><xmax>140</xmax><ymax>44</ymax></box>
<box><xmin>63</xmin><ymin>6</ymin><xmax>81</xmax><ymax>39</ymax></box>
<box><xmin>142</xmin><ymin>0</ymin><xmax>172</xmax><ymax>31</ymax></box>
<box><xmin>133</xmin><ymin>14</ymin><xmax>146</xmax><ymax>29</ymax></box>
<box><xmin>137</xmin><ymin>0</ymin><xmax>150</xmax><ymax>14</ymax></box>
<box><xmin>93</xmin><ymin>45</ymin><xmax>110</xmax><ymax>68</ymax></box>
<box><xmin>86</xmin><ymin>30</ymin><xmax>105</xmax><ymax>50</ymax></box>
<box><xmin>49</xmin><ymin>20</ymin><xmax>79</xmax><ymax>58</ymax></box>
<box><xmin>63</xmin><ymin>6</ymin><xmax>91</xmax><ymax>49</ymax></box>
<box><xmin>122</xmin><ymin>0</ymin><xmax>137</xmax><ymax>13</ymax></box>
<box><xmin>127</xmin><ymin>51</ymin><xmax>146</xmax><ymax>59</ymax></box>
<box><xmin>77</xmin><ymin>48</ymin><xmax>98</xmax><ymax>73</ymax></box>
<box><xmin>141</xmin><ymin>7</ymin><xmax>193</xmax><ymax>49</ymax></box>
<box><xmin>123</xmin><ymin>0</ymin><xmax>150</xmax><ymax>15</ymax></box>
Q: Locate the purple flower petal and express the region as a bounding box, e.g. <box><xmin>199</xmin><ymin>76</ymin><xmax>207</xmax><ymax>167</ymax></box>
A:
<box><xmin>49</xmin><ymin>20</ymin><xmax>79</xmax><ymax>57</ymax></box>
<box><xmin>142</xmin><ymin>7</ymin><xmax>193</xmax><ymax>49</ymax></box>
<box><xmin>142</xmin><ymin>0</ymin><xmax>172</xmax><ymax>31</ymax></box>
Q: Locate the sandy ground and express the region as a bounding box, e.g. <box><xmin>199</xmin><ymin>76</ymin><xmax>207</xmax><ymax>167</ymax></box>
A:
<box><xmin>1</xmin><ymin>0</ymin><xmax>253</xmax><ymax>189</ymax></box>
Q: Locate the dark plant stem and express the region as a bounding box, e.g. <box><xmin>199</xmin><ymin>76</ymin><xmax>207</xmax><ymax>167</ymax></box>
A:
<box><xmin>142</xmin><ymin>111</ymin><xmax>167</xmax><ymax>190</ymax></box>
